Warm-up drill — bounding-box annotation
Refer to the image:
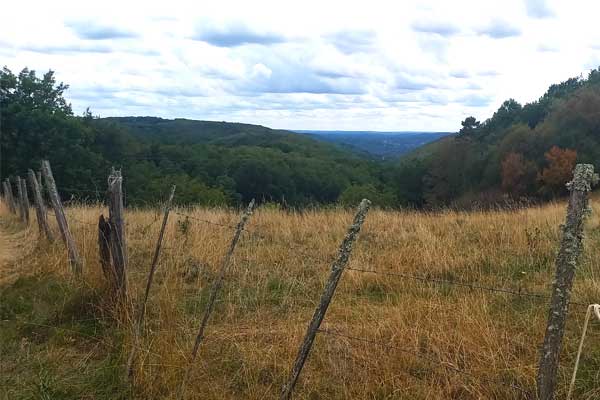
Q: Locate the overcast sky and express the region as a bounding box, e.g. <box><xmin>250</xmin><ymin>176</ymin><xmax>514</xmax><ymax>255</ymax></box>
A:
<box><xmin>2</xmin><ymin>0</ymin><xmax>599</xmax><ymax>131</ymax></box>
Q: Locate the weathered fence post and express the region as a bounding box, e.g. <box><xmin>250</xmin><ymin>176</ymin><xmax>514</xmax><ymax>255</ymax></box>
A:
<box><xmin>107</xmin><ymin>168</ymin><xmax>127</xmax><ymax>299</ymax></box>
<box><xmin>280</xmin><ymin>198</ymin><xmax>371</xmax><ymax>400</ymax></box>
<box><xmin>127</xmin><ymin>185</ymin><xmax>176</xmax><ymax>378</ymax></box>
<box><xmin>98</xmin><ymin>215</ymin><xmax>112</xmax><ymax>281</ymax></box>
<box><xmin>3</xmin><ymin>180</ymin><xmax>16</xmax><ymax>214</ymax></box>
<box><xmin>179</xmin><ymin>199</ymin><xmax>256</xmax><ymax>399</ymax></box>
<box><xmin>16</xmin><ymin>176</ymin><xmax>28</xmax><ymax>224</ymax></box>
<box><xmin>27</xmin><ymin>169</ymin><xmax>53</xmax><ymax>241</ymax></box>
<box><xmin>19</xmin><ymin>176</ymin><xmax>30</xmax><ymax>224</ymax></box>
<box><xmin>537</xmin><ymin>164</ymin><xmax>597</xmax><ymax>400</ymax></box>
<box><xmin>41</xmin><ymin>160</ymin><xmax>83</xmax><ymax>275</ymax></box>
<box><xmin>15</xmin><ymin>177</ymin><xmax>23</xmax><ymax>220</ymax></box>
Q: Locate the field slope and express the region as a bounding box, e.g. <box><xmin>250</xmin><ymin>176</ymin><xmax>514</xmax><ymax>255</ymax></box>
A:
<box><xmin>1</xmin><ymin>200</ymin><xmax>600</xmax><ymax>399</ymax></box>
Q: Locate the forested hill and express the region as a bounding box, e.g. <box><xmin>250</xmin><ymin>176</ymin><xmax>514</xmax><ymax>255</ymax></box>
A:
<box><xmin>296</xmin><ymin>130</ymin><xmax>452</xmax><ymax>159</ymax></box>
<box><xmin>396</xmin><ymin>67</ymin><xmax>600</xmax><ymax>208</ymax></box>
<box><xmin>4</xmin><ymin>65</ymin><xmax>600</xmax><ymax>210</ymax></box>
<box><xmin>1</xmin><ymin>67</ymin><xmax>393</xmax><ymax>208</ymax></box>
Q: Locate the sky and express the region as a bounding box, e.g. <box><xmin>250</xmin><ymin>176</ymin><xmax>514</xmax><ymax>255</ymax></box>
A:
<box><xmin>1</xmin><ymin>0</ymin><xmax>599</xmax><ymax>131</ymax></box>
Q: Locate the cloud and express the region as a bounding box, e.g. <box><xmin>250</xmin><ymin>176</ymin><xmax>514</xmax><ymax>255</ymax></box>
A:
<box><xmin>394</xmin><ymin>73</ymin><xmax>437</xmax><ymax>91</ymax></box>
<box><xmin>477</xmin><ymin>20</ymin><xmax>521</xmax><ymax>38</ymax></box>
<box><xmin>417</xmin><ymin>36</ymin><xmax>449</xmax><ymax>62</ymax></box>
<box><xmin>191</xmin><ymin>21</ymin><xmax>285</xmax><ymax>47</ymax></box>
<box><xmin>524</xmin><ymin>0</ymin><xmax>554</xmax><ymax>19</ymax></box>
<box><xmin>537</xmin><ymin>43</ymin><xmax>559</xmax><ymax>52</ymax></box>
<box><xmin>66</xmin><ymin>21</ymin><xmax>137</xmax><ymax>40</ymax></box>
<box><xmin>21</xmin><ymin>43</ymin><xmax>113</xmax><ymax>54</ymax></box>
<box><xmin>411</xmin><ymin>20</ymin><xmax>460</xmax><ymax>36</ymax></box>
<box><xmin>450</xmin><ymin>70</ymin><xmax>470</xmax><ymax>79</ymax></box>
<box><xmin>457</xmin><ymin>93</ymin><xmax>493</xmax><ymax>107</ymax></box>
<box><xmin>324</xmin><ymin>30</ymin><xmax>377</xmax><ymax>54</ymax></box>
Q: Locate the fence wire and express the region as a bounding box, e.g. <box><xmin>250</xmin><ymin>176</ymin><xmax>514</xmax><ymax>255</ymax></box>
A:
<box><xmin>317</xmin><ymin>327</ymin><xmax>533</xmax><ymax>397</ymax></box>
<box><xmin>346</xmin><ymin>267</ymin><xmax>590</xmax><ymax>308</ymax></box>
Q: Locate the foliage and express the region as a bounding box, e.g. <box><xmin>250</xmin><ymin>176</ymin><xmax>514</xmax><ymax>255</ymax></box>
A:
<box><xmin>501</xmin><ymin>152</ymin><xmax>538</xmax><ymax>197</ymax></box>
<box><xmin>1</xmin><ymin>67</ymin><xmax>385</xmax><ymax>208</ymax></box>
<box><xmin>538</xmin><ymin>146</ymin><xmax>577</xmax><ymax>196</ymax></box>
<box><xmin>405</xmin><ymin>66</ymin><xmax>600</xmax><ymax>208</ymax></box>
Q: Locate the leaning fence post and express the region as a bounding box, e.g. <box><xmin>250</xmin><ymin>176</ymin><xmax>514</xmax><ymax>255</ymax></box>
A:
<box><xmin>3</xmin><ymin>180</ymin><xmax>16</xmax><ymax>214</ymax></box>
<box><xmin>537</xmin><ymin>164</ymin><xmax>597</xmax><ymax>400</ymax></box>
<box><xmin>280</xmin><ymin>198</ymin><xmax>371</xmax><ymax>400</ymax></box>
<box><xmin>19</xmin><ymin>176</ymin><xmax>30</xmax><ymax>225</ymax></box>
<box><xmin>41</xmin><ymin>160</ymin><xmax>83</xmax><ymax>275</ymax></box>
<box><xmin>107</xmin><ymin>168</ymin><xmax>127</xmax><ymax>299</ymax></box>
<box><xmin>178</xmin><ymin>199</ymin><xmax>256</xmax><ymax>399</ymax></box>
<box><xmin>27</xmin><ymin>169</ymin><xmax>53</xmax><ymax>241</ymax></box>
<box><xmin>16</xmin><ymin>177</ymin><xmax>25</xmax><ymax>222</ymax></box>
<box><xmin>126</xmin><ymin>185</ymin><xmax>176</xmax><ymax>378</ymax></box>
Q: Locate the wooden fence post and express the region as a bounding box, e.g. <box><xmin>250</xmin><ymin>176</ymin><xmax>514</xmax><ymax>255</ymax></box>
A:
<box><xmin>16</xmin><ymin>176</ymin><xmax>27</xmax><ymax>223</ymax></box>
<box><xmin>178</xmin><ymin>199</ymin><xmax>256</xmax><ymax>399</ymax></box>
<box><xmin>3</xmin><ymin>180</ymin><xmax>16</xmax><ymax>214</ymax></box>
<box><xmin>107</xmin><ymin>168</ymin><xmax>127</xmax><ymax>299</ymax></box>
<box><xmin>127</xmin><ymin>185</ymin><xmax>176</xmax><ymax>378</ymax></box>
<box><xmin>41</xmin><ymin>160</ymin><xmax>83</xmax><ymax>275</ymax></box>
<box><xmin>28</xmin><ymin>169</ymin><xmax>53</xmax><ymax>241</ymax></box>
<box><xmin>280</xmin><ymin>199</ymin><xmax>371</xmax><ymax>400</ymax></box>
<box><xmin>98</xmin><ymin>215</ymin><xmax>112</xmax><ymax>281</ymax></box>
<box><xmin>19</xmin><ymin>176</ymin><xmax>30</xmax><ymax>224</ymax></box>
<box><xmin>537</xmin><ymin>164</ymin><xmax>597</xmax><ymax>400</ymax></box>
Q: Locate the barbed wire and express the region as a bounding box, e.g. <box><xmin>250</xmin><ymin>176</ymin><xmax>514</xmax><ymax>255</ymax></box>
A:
<box><xmin>171</xmin><ymin>210</ymin><xmax>268</xmax><ymax>240</ymax></box>
<box><xmin>317</xmin><ymin>327</ymin><xmax>532</xmax><ymax>397</ymax></box>
<box><xmin>346</xmin><ymin>267</ymin><xmax>589</xmax><ymax>308</ymax></box>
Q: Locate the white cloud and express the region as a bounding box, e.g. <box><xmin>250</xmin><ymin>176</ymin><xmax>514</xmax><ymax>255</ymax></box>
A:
<box><xmin>0</xmin><ymin>0</ymin><xmax>598</xmax><ymax>131</ymax></box>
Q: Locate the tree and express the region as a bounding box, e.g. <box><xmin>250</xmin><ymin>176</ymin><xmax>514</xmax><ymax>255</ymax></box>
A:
<box><xmin>338</xmin><ymin>184</ymin><xmax>395</xmax><ymax>208</ymax></box>
<box><xmin>458</xmin><ymin>116</ymin><xmax>481</xmax><ymax>136</ymax></box>
<box><xmin>500</xmin><ymin>152</ymin><xmax>538</xmax><ymax>197</ymax></box>
<box><xmin>539</xmin><ymin>146</ymin><xmax>577</xmax><ymax>195</ymax></box>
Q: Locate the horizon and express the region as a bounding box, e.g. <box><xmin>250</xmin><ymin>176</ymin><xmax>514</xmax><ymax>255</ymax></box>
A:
<box><xmin>2</xmin><ymin>0</ymin><xmax>599</xmax><ymax>131</ymax></box>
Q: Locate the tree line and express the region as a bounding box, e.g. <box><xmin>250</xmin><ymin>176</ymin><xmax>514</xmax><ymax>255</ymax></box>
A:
<box><xmin>2</xmin><ymin>66</ymin><xmax>599</xmax><ymax>209</ymax></box>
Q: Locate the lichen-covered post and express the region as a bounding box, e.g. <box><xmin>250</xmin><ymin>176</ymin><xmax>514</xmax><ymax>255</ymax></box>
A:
<box><xmin>19</xmin><ymin>176</ymin><xmax>30</xmax><ymax>224</ymax></box>
<box><xmin>127</xmin><ymin>185</ymin><xmax>176</xmax><ymax>378</ymax></box>
<box><xmin>178</xmin><ymin>199</ymin><xmax>255</xmax><ymax>399</ymax></box>
<box><xmin>28</xmin><ymin>169</ymin><xmax>53</xmax><ymax>241</ymax></box>
<box><xmin>41</xmin><ymin>160</ymin><xmax>83</xmax><ymax>275</ymax></box>
<box><xmin>15</xmin><ymin>176</ymin><xmax>26</xmax><ymax>222</ymax></box>
<box><xmin>537</xmin><ymin>164</ymin><xmax>598</xmax><ymax>400</ymax></box>
<box><xmin>107</xmin><ymin>168</ymin><xmax>127</xmax><ymax>299</ymax></box>
<box><xmin>280</xmin><ymin>199</ymin><xmax>371</xmax><ymax>400</ymax></box>
<box><xmin>3</xmin><ymin>180</ymin><xmax>17</xmax><ymax>214</ymax></box>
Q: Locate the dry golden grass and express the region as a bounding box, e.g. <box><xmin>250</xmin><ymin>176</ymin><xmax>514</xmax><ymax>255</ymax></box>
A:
<box><xmin>10</xmin><ymin>199</ymin><xmax>600</xmax><ymax>399</ymax></box>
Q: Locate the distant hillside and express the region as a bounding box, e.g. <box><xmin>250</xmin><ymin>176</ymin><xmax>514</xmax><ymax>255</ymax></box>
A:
<box><xmin>396</xmin><ymin>67</ymin><xmax>600</xmax><ymax>208</ymax></box>
<box><xmin>295</xmin><ymin>130</ymin><xmax>451</xmax><ymax>159</ymax></box>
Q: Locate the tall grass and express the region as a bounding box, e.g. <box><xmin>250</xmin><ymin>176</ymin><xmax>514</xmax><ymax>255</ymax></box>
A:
<box><xmin>10</xmin><ymin>200</ymin><xmax>600</xmax><ymax>399</ymax></box>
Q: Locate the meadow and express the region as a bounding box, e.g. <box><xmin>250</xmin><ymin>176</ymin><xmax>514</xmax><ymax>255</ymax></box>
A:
<box><xmin>2</xmin><ymin>200</ymin><xmax>600</xmax><ymax>399</ymax></box>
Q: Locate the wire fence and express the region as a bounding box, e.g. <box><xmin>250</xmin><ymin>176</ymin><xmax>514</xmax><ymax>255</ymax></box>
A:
<box><xmin>5</xmin><ymin>162</ymin><xmax>599</xmax><ymax>399</ymax></box>
<box><xmin>317</xmin><ymin>327</ymin><xmax>533</xmax><ymax>396</ymax></box>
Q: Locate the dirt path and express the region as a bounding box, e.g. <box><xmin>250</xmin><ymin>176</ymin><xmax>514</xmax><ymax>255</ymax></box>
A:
<box><xmin>0</xmin><ymin>219</ymin><xmax>31</xmax><ymax>286</ymax></box>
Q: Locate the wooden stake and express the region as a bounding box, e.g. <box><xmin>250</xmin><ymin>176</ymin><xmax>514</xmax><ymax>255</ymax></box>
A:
<box><xmin>19</xmin><ymin>176</ymin><xmax>30</xmax><ymax>224</ymax></box>
<box><xmin>98</xmin><ymin>214</ymin><xmax>112</xmax><ymax>281</ymax></box>
<box><xmin>280</xmin><ymin>198</ymin><xmax>371</xmax><ymax>400</ymax></box>
<box><xmin>41</xmin><ymin>160</ymin><xmax>83</xmax><ymax>275</ymax></box>
<box><xmin>179</xmin><ymin>199</ymin><xmax>255</xmax><ymax>399</ymax></box>
<box><xmin>107</xmin><ymin>168</ymin><xmax>127</xmax><ymax>299</ymax></box>
<box><xmin>15</xmin><ymin>177</ymin><xmax>25</xmax><ymax>221</ymax></box>
<box><xmin>27</xmin><ymin>169</ymin><xmax>53</xmax><ymax>241</ymax></box>
<box><xmin>3</xmin><ymin>180</ymin><xmax>16</xmax><ymax>214</ymax></box>
<box><xmin>126</xmin><ymin>185</ymin><xmax>176</xmax><ymax>378</ymax></box>
<box><xmin>537</xmin><ymin>164</ymin><xmax>597</xmax><ymax>400</ymax></box>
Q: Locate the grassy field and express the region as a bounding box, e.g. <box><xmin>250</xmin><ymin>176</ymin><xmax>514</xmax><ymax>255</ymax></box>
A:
<box><xmin>2</xmin><ymin>200</ymin><xmax>600</xmax><ymax>399</ymax></box>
